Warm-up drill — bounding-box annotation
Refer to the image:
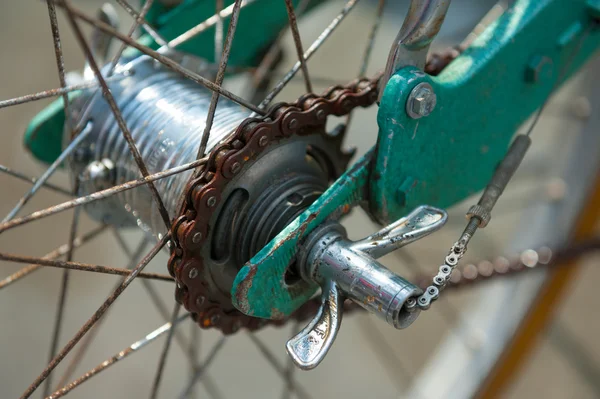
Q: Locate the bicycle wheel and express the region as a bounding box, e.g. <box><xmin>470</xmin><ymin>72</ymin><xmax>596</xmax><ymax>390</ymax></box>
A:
<box><xmin>0</xmin><ymin>1</ymin><xmax>598</xmax><ymax>398</ymax></box>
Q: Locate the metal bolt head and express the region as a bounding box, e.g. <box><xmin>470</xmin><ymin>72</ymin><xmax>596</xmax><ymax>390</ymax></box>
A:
<box><xmin>316</xmin><ymin>109</ymin><xmax>326</xmax><ymax>121</ymax></box>
<box><xmin>210</xmin><ymin>314</ymin><xmax>221</xmax><ymax>325</ymax></box>
<box><xmin>288</xmin><ymin>119</ymin><xmax>298</xmax><ymax>130</ymax></box>
<box><xmin>192</xmin><ymin>232</ymin><xmax>203</xmax><ymax>244</ymax></box>
<box><xmin>188</xmin><ymin>268</ymin><xmax>199</xmax><ymax>279</ymax></box>
<box><xmin>196</xmin><ymin>296</ymin><xmax>205</xmax><ymax>307</ymax></box>
<box><xmin>406</xmin><ymin>83</ymin><xmax>437</xmax><ymax>119</ymax></box>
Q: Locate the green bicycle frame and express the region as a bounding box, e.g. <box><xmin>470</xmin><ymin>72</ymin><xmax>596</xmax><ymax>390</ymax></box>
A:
<box><xmin>231</xmin><ymin>0</ymin><xmax>600</xmax><ymax>319</ymax></box>
<box><xmin>20</xmin><ymin>0</ymin><xmax>600</xmax><ymax>319</ymax></box>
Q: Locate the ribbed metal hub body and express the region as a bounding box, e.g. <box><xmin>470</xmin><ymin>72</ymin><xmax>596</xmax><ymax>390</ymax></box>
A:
<box><xmin>68</xmin><ymin>55</ymin><xmax>248</xmax><ymax>235</ymax></box>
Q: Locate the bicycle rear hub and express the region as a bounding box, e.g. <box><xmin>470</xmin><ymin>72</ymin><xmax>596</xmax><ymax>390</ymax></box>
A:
<box><xmin>66</xmin><ymin>54</ymin><xmax>354</xmax><ymax>333</ymax></box>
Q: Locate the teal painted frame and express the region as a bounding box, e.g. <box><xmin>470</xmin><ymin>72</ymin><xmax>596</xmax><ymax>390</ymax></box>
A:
<box><xmin>231</xmin><ymin>0</ymin><xmax>600</xmax><ymax>319</ymax></box>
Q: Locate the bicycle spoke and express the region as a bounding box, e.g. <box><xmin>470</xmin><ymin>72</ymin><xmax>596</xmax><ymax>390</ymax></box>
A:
<box><xmin>45</xmin><ymin>0</ymin><xmax>72</xmax><ymax>137</ymax></box>
<box><xmin>179</xmin><ymin>337</ymin><xmax>227</xmax><ymax>399</ymax></box>
<box><xmin>114</xmin><ymin>0</ymin><xmax>168</xmax><ymax>49</ymax></box>
<box><xmin>52</xmin><ymin>236</ymin><xmax>150</xmax><ymax>390</ymax></box>
<box><xmin>46</xmin><ymin>314</ymin><xmax>190</xmax><ymax>399</ymax></box>
<box><xmin>548</xmin><ymin>321</ymin><xmax>600</xmax><ymax>397</ymax></box>
<box><xmin>0</xmin><ymin>252</ymin><xmax>173</xmax><ymax>282</ymax></box>
<box><xmin>214</xmin><ymin>0</ymin><xmax>224</xmax><ymax>64</ymax></box>
<box><xmin>0</xmin><ymin>225</ymin><xmax>107</xmax><ymax>290</ymax></box>
<box><xmin>0</xmin><ymin>165</ymin><xmax>71</xmax><ymax>196</ymax></box>
<box><xmin>149</xmin><ymin>302</ymin><xmax>181</xmax><ymax>399</ymax></box>
<box><xmin>258</xmin><ymin>0</ymin><xmax>359</xmax><ymax>110</ymax></box>
<box><xmin>43</xmin><ymin>187</ymin><xmax>83</xmax><ymax>397</ymax></box>
<box><xmin>54</xmin><ymin>1</ymin><xmax>265</xmax><ymax>115</ymax></box>
<box><xmin>247</xmin><ymin>0</ymin><xmax>319</xmax><ymax>101</ymax></box>
<box><xmin>63</xmin><ymin>3</ymin><xmax>172</xmax><ymax>232</ymax></box>
<box><xmin>196</xmin><ymin>0</ymin><xmax>243</xmax><ymax>159</ymax></box>
<box><xmin>248</xmin><ymin>334</ymin><xmax>312</xmax><ymax>399</ymax></box>
<box><xmin>0</xmin><ymin>158</ymin><xmax>206</xmax><ymax>234</ymax></box>
<box><xmin>345</xmin><ymin>0</ymin><xmax>385</xmax><ymax>126</ymax></box>
<box><xmin>164</xmin><ymin>0</ymin><xmax>256</xmax><ymax>49</ymax></box>
<box><xmin>189</xmin><ymin>323</ymin><xmax>200</xmax><ymax>399</ymax></box>
<box><xmin>280</xmin><ymin>321</ymin><xmax>300</xmax><ymax>399</ymax></box>
<box><xmin>0</xmin><ymin>78</ymin><xmax>122</xmax><ymax>109</ymax></box>
<box><xmin>108</xmin><ymin>0</ymin><xmax>164</xmax><ymax>75</ymax></box>
<box><xmin>358</xmin><ymin>321</ymin><xmax>410</xmax><ymax>392</ymax></box>
<box><xmin>284</xmin><ymin>0</ymin><xmax>312</xmax><ymax>93</ymax></box>
<box><xmin>1</xmin><ymin>122</ymin><xmax>92</xmax><ymax>223</ymax></box>
<box><xmin>19</xmin><ymin>234</ymin><xmax>169</xmax><ymax>399</ymax></box>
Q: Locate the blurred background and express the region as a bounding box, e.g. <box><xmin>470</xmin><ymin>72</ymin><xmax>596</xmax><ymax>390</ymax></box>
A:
<box><xmin>0</xmin><ymin>0</ymin><xmax>599</xmax><ymax>398</ymax></box>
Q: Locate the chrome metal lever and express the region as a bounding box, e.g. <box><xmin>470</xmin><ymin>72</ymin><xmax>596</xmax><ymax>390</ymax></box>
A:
<box><xmin>379</xmin><ymin>0</ymin><xmax>451</xmax><ymax>100</ymax></box>
<box><xmin>287</xmin><ymin>205</ymin><xmax>448</xmax><ymax>369</ymax></box>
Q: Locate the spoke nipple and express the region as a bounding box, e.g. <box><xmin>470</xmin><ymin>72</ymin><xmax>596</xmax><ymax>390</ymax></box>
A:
<box><xmin>207</xmin><ymin>196</ymin><xmax>217</xmax><ymax>207</ymax></box>
<box><xmin>188</xmin><ymin>268</ymin><xmax>199</xmax><ymax>279</ymax></box>
<box><xmin>192</xmin><ymin>232</ymin><xmax>203</xmax><ymax>244</ymax></box>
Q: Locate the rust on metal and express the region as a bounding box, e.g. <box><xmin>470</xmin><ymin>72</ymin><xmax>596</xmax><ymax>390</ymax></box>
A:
<box><xmin>170</xmin><ymin>76</ymin><xmax>381</xmax><ymax>334</ymax></box>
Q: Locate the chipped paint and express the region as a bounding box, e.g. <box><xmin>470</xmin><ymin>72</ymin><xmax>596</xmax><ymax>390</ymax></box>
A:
<box><xmin>371</xmin><ymin>0</ymin><xmax>600</xmax><ymax>224</ymax></box>
<box><xmin>231</xmin><ymin>151</ymin><xmax>373</xmax><ymax>319</ymax></box>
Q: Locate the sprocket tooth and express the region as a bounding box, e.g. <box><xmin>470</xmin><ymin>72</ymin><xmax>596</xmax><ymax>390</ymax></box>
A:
<box><xmin>172</xmin><ymin>77</ymin><xmax>380</xmax><ymax>334</ymax></box>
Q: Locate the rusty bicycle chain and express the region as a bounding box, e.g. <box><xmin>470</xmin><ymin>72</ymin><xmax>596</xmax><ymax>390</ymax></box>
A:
<box><xmin>167</xmin><ymin>75</ymin><xmax>381</xmax><ymax>334</ymax></box>
<box><xmin>164</xmin><ymin>47</ymin><xmax>469</xmax><ymax>334</ymax></box>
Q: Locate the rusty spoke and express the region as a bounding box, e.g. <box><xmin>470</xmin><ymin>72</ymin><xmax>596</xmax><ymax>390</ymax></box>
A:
<box><xmin>46</xmin><ymin>0</ymin><xmax>72</xmax><ymax>137</ymax></box>
<box><xmin>62</xmin><ymin>2</ymin><xmax>172</xmax><ymax>231</ymax></box>
<box><xmin>19</xmin><ymin>235</ymin><xmax>169</xmax><ymax>399</ymax></box>
<box><xmin>0</xmin><ymin>164</ymin><xmax>71</xmax><ymax>196</ymax></box>
<box><xmin>52</xmin><ymin>236</ymin><xmax>150</xmax><ymax>390</ymax></box>
<box><xmin>52</xmin><ymin>0</ymin><xmax>265</xmax><ymax>115</ymax></box>
<box><xmin>196</xmin><ymin>0</ymin><xmax>243</xmax><ymax>159</ymax></box>
<box><xmin>0</xmin><ymin>251</ymin><xmax>173</xmax><ymax>282</ymax></box>
<box><xmin>164</xmin><ymin>0</ymin><xmax>256</xmax><ymax>49</ymax></box>
<box><xmin>0</xmin><ymin>157</ymin><xmax>206</xmax><ymax>234</ymax></box>
<box><xmin>283</xmin><ymin>0</ymin><xmax>312</xmax><ymax>93</ymax></box>
<box><xmin>248</xmin><ymin>334</ymin><xmax>313</xmax><ymax>399</ymax></box>
<box><xmin>179</xmin><ymin>337</ymin><xmax>227</xmax><ymax>399</ymax></box>
<box><xmin>1</xmin><ymin>122</ymin><xmax>92</xmax><ymax>223</ymax></box>
<box><xmin>281</xmin><ymin>321</ymin><xmax>300</xmax><ymax>399</ymax></box>
<box><xmin>258</xmin><ymin>0</ymin><xmax>359</xmax><ymax>110</ymax></box>
<box><xmin>43</xmin><ymin>182</ymin><xmax>83</xmax><ymax>397</ymax></box>
<box><xmin>46</xmin><ymin>314</ymin><xmax>190</xmax><ymax>399</ymax></box>
<box><xmin>0</xmin><ymin>77</ymin><xmax>123</xmax><ymax>110</ymax></box>
<box><xmin>214</xmin><ymin>0</ymin><xmax>224</xmax><ymax>64</ymax></box>
<box><xmin>345</xmin><ymin>0</ymin><xmax>385</xmax><ymax>127</ymax></box>
<box><xmin>114</xmin><ymin>0</ymin><xmax>168</xmax><ymax>51</ymax></box>
<box><xmin>0</xmin><ymin>225</ymin><xmax>107</xmax><ymax>290</ymax></box>
<box><xmin>149</xmin><ymin>302</ymin><xmax>181</xmax><ymax>399</ymax></box>
<box><xmin>357</xmin><ymin>318</ymin><xmax>412</xmax><ymax>391</ymax></box>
